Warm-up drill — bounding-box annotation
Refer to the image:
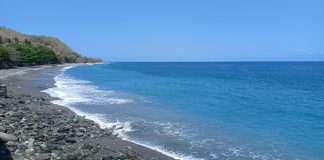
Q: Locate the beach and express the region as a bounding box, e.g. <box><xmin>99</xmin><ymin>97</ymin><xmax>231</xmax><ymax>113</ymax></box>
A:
<box><xmin>1</xmin><ymin>0</ymin><xmax>322</xmax><ymax>159</ymax></box>
<box><xmin>0</xmin><ymin>65</ymin><xmax>174</xmax><ymax>160</ymax></box>
<box><xmin>1</xmin><ymin>62</ymin><xmax>323</xmax><ymax>160</ymax></box>
<box><xmin>50</xmin><ymin>62</ymin><xmax>323</xmax><ymax>160</ymax></box>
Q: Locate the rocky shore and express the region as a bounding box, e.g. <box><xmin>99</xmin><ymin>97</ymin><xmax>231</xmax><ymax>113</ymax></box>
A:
<box><xmin>0</xmin><ymin>66</ymin><xmax>174</xmax><ymax>160</ymax></box>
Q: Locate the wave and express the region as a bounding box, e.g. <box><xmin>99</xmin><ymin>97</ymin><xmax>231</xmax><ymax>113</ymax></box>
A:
<box><xmin>42</xmin><ymin>65</ymin><xmax>134</xmax><ymax>138</ymax></box>
<box><xmin>43</xmin><ymin>66</ymin><xmax>133</xmax><ymax>106</ymax></box>
<box><xmin>42</xmin><ymin>65</ymin><xmax>200</xmax><ymax>160</ymax></box>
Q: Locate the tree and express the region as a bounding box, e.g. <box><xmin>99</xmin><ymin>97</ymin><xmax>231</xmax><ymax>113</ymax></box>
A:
<box><xmin>56</xmin><ymin>54</ymin><xmax>65</xmax><ymax>63</ymax></box>
<box><xmin>35</xmin><ymin>45</ymin><xmax>58</xmax><ymax>64</ymax></box>
<box><xmin>0</xmin><ymin>37</ymin><xmax>3</xmax><ymax>44</ymax></box>
<box><xmin>64</xmin><ymin>55</ymin><xmax>77</xmax><ymax>63</ymax></box>
<box><xmin>0</xmin><ymin>46</ymin><xmax>11</xmax><ymax>65</ymax></box>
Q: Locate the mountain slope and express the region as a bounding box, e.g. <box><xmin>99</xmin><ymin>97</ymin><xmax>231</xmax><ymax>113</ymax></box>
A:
<box><xmin>0</xmin><ymin>27</ymin><xmax>102</xmax><ymax>68</ymax></box>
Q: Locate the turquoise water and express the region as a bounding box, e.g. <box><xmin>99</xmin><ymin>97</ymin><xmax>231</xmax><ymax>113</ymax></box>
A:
<box><xmin>45</xmin><ymin>62</ymin><xmax>324</xmax><ymax>160</ymax></box>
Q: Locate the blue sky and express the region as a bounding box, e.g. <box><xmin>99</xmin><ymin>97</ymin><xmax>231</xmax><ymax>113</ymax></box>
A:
<box><xmin>1</xmin><ymin>0</ymin><xmax>324</xmax><ymax>61</ymax></box>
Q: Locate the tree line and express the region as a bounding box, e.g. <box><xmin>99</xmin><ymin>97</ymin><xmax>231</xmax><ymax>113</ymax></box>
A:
<box><xmin>0</xmin><ymin>36</ymin><xmax>102</xmax><ymax>68</ymax></box>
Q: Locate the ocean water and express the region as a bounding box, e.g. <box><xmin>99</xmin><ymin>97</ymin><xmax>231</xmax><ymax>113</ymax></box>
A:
<box><xmin>43</xmin><ymin>62</ymin><xmax>324</xmax><ymax>160</ymax></box>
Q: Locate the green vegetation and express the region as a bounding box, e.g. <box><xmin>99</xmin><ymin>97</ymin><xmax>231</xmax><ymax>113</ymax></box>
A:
<box><xmin>0</xmin><ymin>26</ymin><xmax>102</xmax><ymax>68</ymax></box>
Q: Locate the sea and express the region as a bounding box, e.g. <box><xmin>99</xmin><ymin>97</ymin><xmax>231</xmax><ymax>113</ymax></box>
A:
<box><xmin>43</xmin><ymin>62</ymin><xmax>324</xmax><ymax>160</ymax></box>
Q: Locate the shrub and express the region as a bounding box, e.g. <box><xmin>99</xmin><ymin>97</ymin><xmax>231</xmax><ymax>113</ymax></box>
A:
<box><xmin>0</xmin><ymin>45</ymin><xmax>11</xmax><ymax>65</ymax></box>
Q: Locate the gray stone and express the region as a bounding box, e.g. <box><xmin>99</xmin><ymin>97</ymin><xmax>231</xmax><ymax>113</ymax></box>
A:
<box><xmin>25</xmin><ymin>148</ymin><xmax>34</xmax><ymax>155</ymax></box>
<box><xmin>79</xmin><ymin>127</ymin><xmax>87</xmax><ymax>132</ymax></box>
<box><xmin>27</xmin><ymin>138</ymin><xmax>34</xmax><ymax>148</ymax></box>
<box><xmin>0</xmin><ymin>85</ymin><xmax>7</xmax><ymax>97</ymax></box>
<box><xmin>124</xmin><ymin>146</ymin><xmax>132</xmax><ymax>150</ymax></box>
<box><xmin>65</xmin><ymin>138</ymin><xmax>77</xmax><ymax>144</ymax></box>
<box><xmin>0</xmin><ymin>132</ymin><xmax>17</xmax><ymax>142</ymax></box>
<box><xmin>0</xmin><ymin>126</ymin><xmax>6</xmax><ymax>132</ymax></box>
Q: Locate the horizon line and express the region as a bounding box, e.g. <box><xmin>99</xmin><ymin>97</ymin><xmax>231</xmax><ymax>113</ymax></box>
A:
<box><xmin>104</xmin><ymin>61</ymin><xmax>324</xmax><ymax>63</ymax></box>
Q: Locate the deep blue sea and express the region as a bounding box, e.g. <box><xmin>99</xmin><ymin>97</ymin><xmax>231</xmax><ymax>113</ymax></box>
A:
<box><xmin>44</xmin><ymin>62</ymin><xmax>324</xmax><ymax>160</ymax></box>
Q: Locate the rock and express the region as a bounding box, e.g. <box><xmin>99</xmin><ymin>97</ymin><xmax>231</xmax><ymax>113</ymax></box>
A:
<box><xmin>4</xmin><ymin>111</ymin><xmax>14</xmax><ymax>116</ymax></box>
<box><xmin>48</xmin><ymin>144</ymin><xmax>61</xmax><ymax>150</ymax></box>
<box><xmin>104</xmin><ymin>128</ymin><xmax>113</xmax><ymax>136</ymax></box>
<box><xmin>81</xmin><ymin>143</ymin><xmax>93</xmax><ymax>150</ymax></box>
<box><xmin>25</xmin><ymin>148</ymin><xmax>35</xmax><ymax>155</ymax></box>
<box><xmin>0</xmin><ymin>132</ymin><xmax>17</xmax><ymax>142</ymax></box>
<box><xmin>5</xmin><ymin>141</ymin><xmax>16</xmax><ymax>146</ymax></box>
<box><xmin>41</xmin><ymin>122</ymin><xmax>49</xmax><ymax>127</ymax></box>
<box><xmin>75</xmin><ymin>132</ymin><xmax>83</xmax><ymax>137</ymax></box>
<box><xmin>0</xmin><ymin>101</ymin><xmax>5</xmax><ymax>106</ymax></box>
<box><xmin>123</xmin><ymin>146</ymin><xmax>132</xmax><ymax>150</ymax></box>
<box><xmin>111</xmin><ymin>151</ymin><xmax>124</xmax><ymax>158</ymax></box>
<box><xmin>18</xmin><ymin>100</ymin><xmax>25</xmax><ymax>104</ymax></box>
<box><xmin>38</xmin><ymin>153</ymin><xmax>51</xmax><ymax>160</ymax></box>
<box><xmin>91</xmin><ymin>148</ymin><xmax>100</xmax><ymax>154</ymax></box>
<box><xmin>72</xmin><ymin>117</ymin><xmax>79</xmax><ymax>123</ymax></box>
<box><xmin>68</xmin><ymin>131</ymin><xmax>76</xmax><ymax>137</ymax></box>
<box><xmin>51</xmin><ymin>152</ymin><xmax>58</xmax><ymax>158</ymax></box>
<box><xmin>14</xmin><ymin>149</ymin><xmax>21</xmax><ymax>154</ymax></box>
<box><xmin>54</xmin><ymin>134</ymin><xmax>65</xmax><ymax>141</ymax></box>
<box><xmin>40</xmin><ymin>142</ymin><xmax>47</xmax><ymax>149</ymax></box>
<box><xmin>0</xmin><ymin>85</ymin><xmax>7</xmax><ymax>98</ymax></box>
<box><xmin>65</xmin><ymin>138</ymin><xmax>77</xmax><ymax>144</ymax></box>
<box><xmin>116</xmin><ymin>126</ymin><xmax>124</xmax><ymax>130</ymax></box>
<box><xmin>0</xmin><ymin>93</ymin><xmax>148</xmax><ymax>160</ymax></box>
<box><xmin>102</xmin><ymin>156</ymin><xmax>113</xmax><ymax>160</ymax></box>
<box><xmin>79</xmin><ymin>127</ymin><xmax>87</xmax><ymax>132</ymax></box>
<box><xmin>0</xmin><ymin>126</ymin><xmax>6</xmax><ymax>132</ymax></box>
<box><xmin>27</xmin><ymin>138</ymin><xmax>34</xmax><ymax>148</ymax></box>
<box><xmin>57</xmin><ymin>126</ymin><xmax>69</xmax><ymax>133</ymax></box>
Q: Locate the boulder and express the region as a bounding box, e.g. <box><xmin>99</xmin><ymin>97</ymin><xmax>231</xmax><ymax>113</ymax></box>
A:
<box><xmin>0</xmin><ymin>132</ymin><xmax>17</xmax><ymax>142</ymax></box>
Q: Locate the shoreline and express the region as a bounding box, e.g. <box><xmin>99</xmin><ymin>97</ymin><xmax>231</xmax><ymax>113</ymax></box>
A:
<box><xmin>0</xmin><ymin>65</ymin><xmax>175</xmax><ymax>160</ymax></box>
<box><xmin>43</xmin><ymin>64</ymin><xmax>198</xmax><ymax>160</ymax></box>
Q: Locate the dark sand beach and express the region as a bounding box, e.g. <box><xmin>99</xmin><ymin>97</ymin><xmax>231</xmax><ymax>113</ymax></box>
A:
<box><xmin>0</xmin><ymin>65</ymin><xmax>174</xmax><ymax>160</ymax></box>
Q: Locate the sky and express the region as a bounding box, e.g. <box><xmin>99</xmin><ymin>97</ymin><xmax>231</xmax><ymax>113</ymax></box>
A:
<box><xmin>1</xmin><ymin>0</ymin><xmax>324</xmax><ymax>62</ymax></box>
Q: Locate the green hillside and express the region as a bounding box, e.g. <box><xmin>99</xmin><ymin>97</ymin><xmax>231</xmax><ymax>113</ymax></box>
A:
<box><xmin>0</xmin><ymin>27</ymin><xmax>102</xmax><ymax>68</ymax></box>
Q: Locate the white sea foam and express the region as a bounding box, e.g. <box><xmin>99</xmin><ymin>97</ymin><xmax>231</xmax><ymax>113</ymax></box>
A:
<box><xmin>120</xmin><ymin>136</ymin><xmax>204</xmax><ymax>160</ymax></box>
<box><xmin>42</xmin><ymin>65</ymin><xmax>203</xmax><ymax>160</ymax></box>
<box><xmin>43</xmin><ymin>66</ymin><xmax>133</xmax><ymax>106</ymax></box>
<box><xmin>61</xmin><ymin>65</ymin><xmax>75</xmax><ymax>71</ymax></box>
<box><xmin>147</xmin><ymin>121</ymin><xmax>193</xmax><ymax>139</ymax></box>
<box><xmin>209</xmin><ymin>153</ymin><xmax>218</xmax><ymax>159</ymax></box>
<box><xmin>63</xmin><ymin>105</ymin><xmax>134</xmax><ymax>139</ymax></box>
<box><xmin>42</xmin><ymin>65</ymin><xmax>134</xmax><ymax>138</ymax></box>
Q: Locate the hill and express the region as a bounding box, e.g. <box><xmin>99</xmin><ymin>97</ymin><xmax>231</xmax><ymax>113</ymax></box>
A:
<box><xmin>0</xmin><ymin>27</ymin><xmax>102</xmax><ymax>68</ymax></box>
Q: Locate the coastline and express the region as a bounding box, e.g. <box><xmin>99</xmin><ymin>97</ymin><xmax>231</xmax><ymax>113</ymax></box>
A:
<box><xmin>0</xmin><ymin>65</ymin><xmax>175</xmax><ymax>160</ymax></box>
